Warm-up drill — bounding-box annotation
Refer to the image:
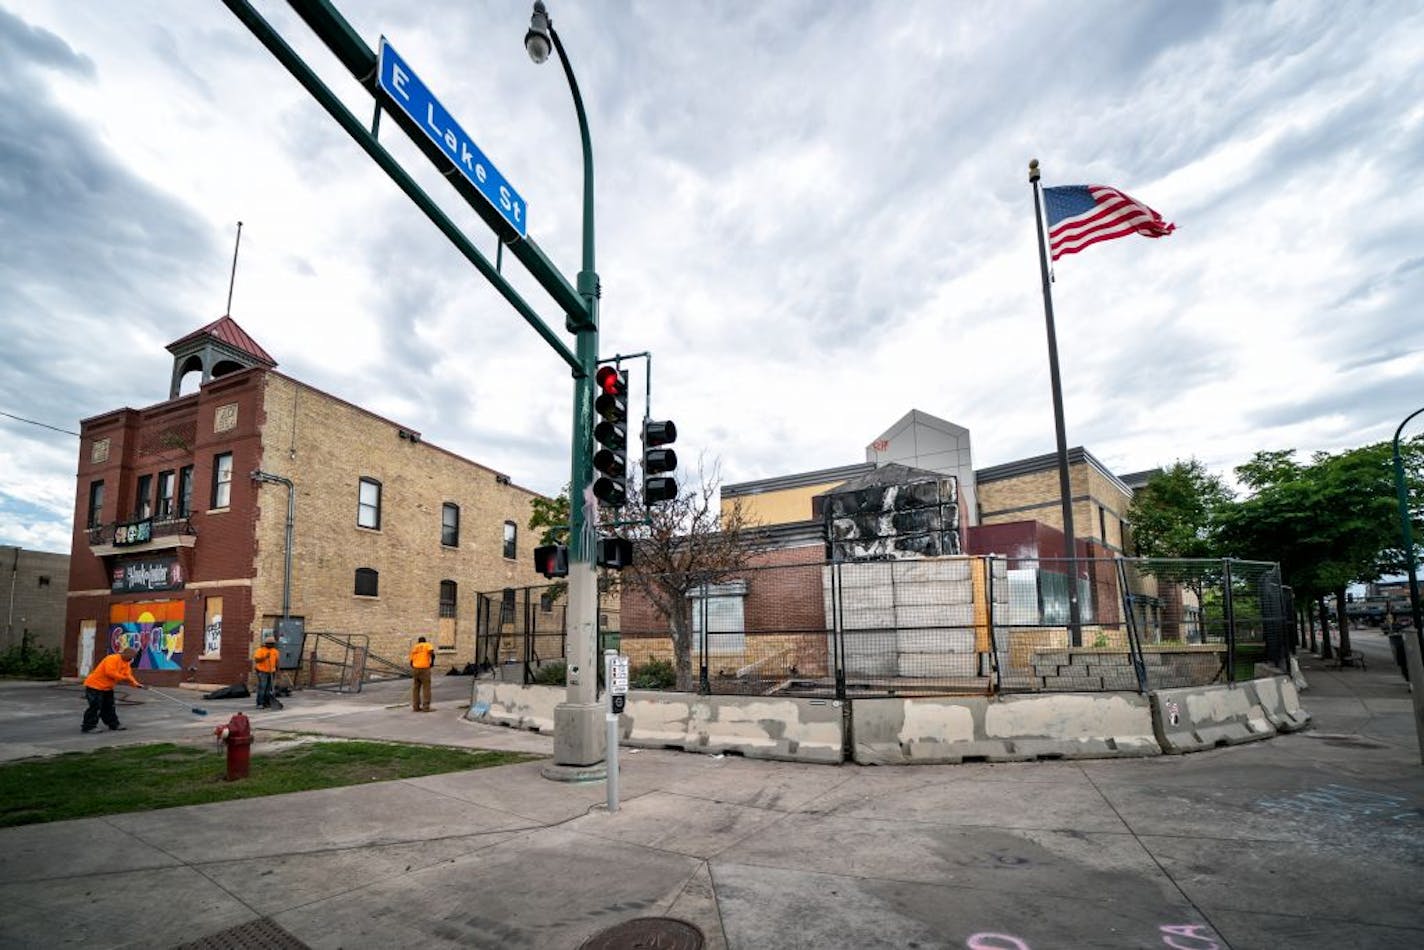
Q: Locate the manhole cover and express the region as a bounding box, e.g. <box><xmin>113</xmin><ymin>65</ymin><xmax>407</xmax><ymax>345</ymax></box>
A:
<box><xmin>579</xmin><ymin>916</ymin><xmax>704</xmax><ymax>950</ymax></box>
<box><xmin>175</xmin><ymin>917</ymin><xmax>310</xmax><ymax>950</ymax></box>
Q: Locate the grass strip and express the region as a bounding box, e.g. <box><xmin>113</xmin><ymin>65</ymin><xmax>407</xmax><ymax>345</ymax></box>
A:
<box><xmin>0</xmin><ymin>740</ymin><xmax>536</xmax><ymax>827</ymax></box>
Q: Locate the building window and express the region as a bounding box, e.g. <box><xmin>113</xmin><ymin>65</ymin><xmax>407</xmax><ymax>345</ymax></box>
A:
<box><xmin>500</xmin><ymin>588</ymin><xmax>516</xmax><ymax>625</ymax></box>
<box><xmin>86</xmin><ymin>480</ymin><xmax>104</xmax><ymax>529</ymax></box>
<box><xmin>211</xmin><ymin>453</ymin><xmax>233</xmax><ymax>509</ymax></box>
<box><xmin>439</xmin><ymin>580</ymin><xmax>458</xmax><ymax>617</ymax></box>
<box><xmin>503</xmin><ymin>521</ymin><xmax>517</xmax><ymax>560</ymax></box>
<box><xmin>1098</xmin><ymin>505</ymin><xmax>1108</xmax><ymax>546</ymax></box>
<box><xmin>358</xmin><ymin>477</ymin><xmax>382</xmax><ymax>529</ymax></box>
<box><xmin>178</xmin><ymin>465</ymin><xmax>194</xmax><ymax>517</ymax></box>
<box><xmin>689</xmin><ymin>581</ymin><xmax>749</xmax><ymax>654</ymax></box>
<box><xmin>354</xmin><ymin>567</ymin><xmax>379</xmax><ymax>597</ymax></box>
<box><xmin>156</xmin><ymin>470</ymin><xmax>176</xmax><ymax>520</ymax></box>
<box><xmin>38</xmin><ymin>576</ymin><xmax>50</xmax><ymax>588</ymax></box>
<box><xmin>441</xmin><ymin>503</ymin><xmax>460</xmax><ymax>547</ymax></box>
<box><xmin>135</xmin><ymin>474</ymin><xmax>153</xmax><ymax>520</ymax></box>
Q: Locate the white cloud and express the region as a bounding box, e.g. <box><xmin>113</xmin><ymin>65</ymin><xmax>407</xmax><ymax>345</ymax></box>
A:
<box><xmin>3</xmin><ymin>0</ymin><xmax>1423</xmax><ymax>551</ymax></box>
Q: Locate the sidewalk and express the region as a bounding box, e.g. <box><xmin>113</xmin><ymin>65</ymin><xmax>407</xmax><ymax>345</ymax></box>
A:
<box><xmin>1</xmin><ymin>643</ymin><xmax>1421</xmax><ymax>950</ymax></box>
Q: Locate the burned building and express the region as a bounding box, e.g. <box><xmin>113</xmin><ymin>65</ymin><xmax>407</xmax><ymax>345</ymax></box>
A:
<box><xmin>819</xmin><ymin>463</ymin><xmax>962</xmax><ymax>561</ymax></box>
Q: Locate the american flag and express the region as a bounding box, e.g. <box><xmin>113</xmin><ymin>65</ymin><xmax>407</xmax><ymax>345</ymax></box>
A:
<box><xmin>1042</xmin><ymin>184</ymin><xmax>1175</xmax><ymax>260</ymax></box>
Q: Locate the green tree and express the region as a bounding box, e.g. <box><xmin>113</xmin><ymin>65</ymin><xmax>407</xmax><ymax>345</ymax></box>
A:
<box><xmin>1126</xmin><ymin>459</ymin><xmax>1234</xmax><ymax>558</ymax></box>
<box><xmin>1217</xmin><ymin>440</ymin><xmax>1424</xmax><ymax>659</ymax></box>
<box><xmin>529</xmin><ymin>487</ymin><xmax>570</xmax><ymax>546</ymax></box>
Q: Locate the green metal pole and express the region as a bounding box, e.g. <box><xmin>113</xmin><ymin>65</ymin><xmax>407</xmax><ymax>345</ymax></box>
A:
<box><xmin>1392</xmin><ymin>408</ymin><xmax>1424</xmax><ymax>650</ymax></box>
<box><xmin>1392</xmin><ymin>409</ymin><xmax>1424</xmax><ymax>765</ymax></box>
<box><xmin>545</xmin><ymin>17</ymin><xmax>605</xmax><ymax>773</ymax></box>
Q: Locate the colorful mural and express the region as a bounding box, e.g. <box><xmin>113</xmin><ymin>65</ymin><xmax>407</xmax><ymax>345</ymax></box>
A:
<box><xmin>109</xmin><ymin>600</ymin><xmax>185</xmax><ymax>670</ymax></box>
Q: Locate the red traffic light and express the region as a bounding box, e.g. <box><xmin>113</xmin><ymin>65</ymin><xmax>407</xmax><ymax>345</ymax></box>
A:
<box><xmin>533</xmin><ymin>544</ymin><xmax>568</xmax><ymax>578</ymax></box>
<box><xmin>596</xmin><ymin>365</ymin><xmax>625</xmax><ymax>397</ymax></box>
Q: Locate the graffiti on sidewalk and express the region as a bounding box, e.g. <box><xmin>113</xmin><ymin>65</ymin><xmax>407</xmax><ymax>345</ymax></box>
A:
<box><xmin>966</xmin><ymin>924</ymin><xmax>1220</xmax><ymax>949</ymax></box>
<box><xmin>1255</xmin><ymin>783</ymin><xmax>1420</xmax><ymax>823</ymax></box>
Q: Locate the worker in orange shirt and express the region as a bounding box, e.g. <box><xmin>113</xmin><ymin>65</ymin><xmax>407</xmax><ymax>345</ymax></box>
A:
<box><xmin>253</xmin><ymin>637</ymin><xmax>280</xmax><ymax>710</ymax></box>
<box><xmin>409</xmin><ymin>635</ymin><xmax>435</xmax><ymax>712</ymax></box>
<box><xmin>82</xmin><ymin>647</ymin><xmax>145</xmax><ymax>732</ymax></box>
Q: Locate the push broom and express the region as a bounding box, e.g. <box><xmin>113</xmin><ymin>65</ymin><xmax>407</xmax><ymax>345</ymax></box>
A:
<box><xmin>147</xmin><ymin>687</ymin><xmax>209</xmax><ymax>716</ymax></box>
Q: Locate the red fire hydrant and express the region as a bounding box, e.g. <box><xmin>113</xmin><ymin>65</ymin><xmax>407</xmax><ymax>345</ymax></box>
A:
<box><xmin>214</xmin><ymin>712</ymin><xmax>253</xmax><ymax>781</ymax></box>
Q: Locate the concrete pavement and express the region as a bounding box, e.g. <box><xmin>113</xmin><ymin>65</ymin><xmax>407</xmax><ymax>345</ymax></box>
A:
<box><xmin>1</xmin><ymin>635</ymin><xmax>1422</xmax><ymax>949</ymax></box>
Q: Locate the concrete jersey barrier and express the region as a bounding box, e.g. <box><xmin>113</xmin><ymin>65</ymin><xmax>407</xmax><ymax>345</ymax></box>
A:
<box><xmin>619</xmin><ymin>692</ymin><xmax>843</xmax><ymax>764</ymax></box>
<box><xmin>469</xmin><ymin>681</ymin><xmax>561</xmax><ymax>733</ymax></box>
<box><xmin>1151</xmin><ymin>675</ymin><xmax>1310</xmax><ymax>753</ymax></box>
<box><xmin>471</xmin><ymin>677</ymin><xmax>1311</xmax><ymax>765</ymax></box>
<box><xmin>852</xmin><ymin>692</ymin><xmax>1159</xmax><ymax>764</ymax></box>
<box><xmin>468</xmin><ymin>682</ymin><xmax>844</xmax><ymax>764</ymax></box>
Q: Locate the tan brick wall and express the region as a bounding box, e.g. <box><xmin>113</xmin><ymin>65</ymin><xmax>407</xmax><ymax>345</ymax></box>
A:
<box><xmin>252</xmin><ymin>375</ymin><xmax>548</xmax><ymax>665</ymax></box>
<box><xmin>978</xmin><ymin>462</ymin><xmax>1133</xmax><ymax>548</ymax></box>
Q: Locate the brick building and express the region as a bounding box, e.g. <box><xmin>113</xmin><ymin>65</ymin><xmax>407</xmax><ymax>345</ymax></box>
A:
<box><xmin>64</xmin><ymin>317</ymin><xmax>547</xmax><ymax>686</ymax></box>
<box><xmin>3</xmin><ymin>546</ymin><xmax>69</xmax><ymax>653</ymax></box>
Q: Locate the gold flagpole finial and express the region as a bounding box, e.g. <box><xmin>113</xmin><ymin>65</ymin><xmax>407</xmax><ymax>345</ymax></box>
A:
<box><xmin>1028</xmin><ymin>159</ymin><xmax>1040</xmax><ymax>182</ymax></box>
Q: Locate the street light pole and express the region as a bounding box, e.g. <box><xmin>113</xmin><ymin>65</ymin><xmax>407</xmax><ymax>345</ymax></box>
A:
<box><xmin>1391</xmin><ymin>407</ymin><xmax>1424</xmax><ymax>765</ymax></box>
<box><xmin>1392</xmin><ymin>408</ymin><xmax>1424</xmax><ymax>648</ymax></box>
<box><xmin>528</xmin><ymin>1</ymin><xmax>606</xmax><ymax>776</ymax></box>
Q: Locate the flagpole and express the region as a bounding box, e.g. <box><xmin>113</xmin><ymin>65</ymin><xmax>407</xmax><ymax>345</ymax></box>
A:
<box><xmin>1029</xmin><ymin>159</ymin><xmax>1082</xmax><ymax>648</ymax></box>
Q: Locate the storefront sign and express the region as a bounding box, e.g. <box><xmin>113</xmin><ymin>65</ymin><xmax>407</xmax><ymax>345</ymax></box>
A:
<box><xmin>111</xmin><ymin>557</ymin><xmax>184</xmax><ymax>593</ymax></box>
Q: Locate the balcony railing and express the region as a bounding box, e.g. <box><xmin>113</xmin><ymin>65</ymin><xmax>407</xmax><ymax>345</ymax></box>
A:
<box><xmin>87</xmin><ymin>516</ymin><xmax>198</xmax><ymax>548</ymax></box>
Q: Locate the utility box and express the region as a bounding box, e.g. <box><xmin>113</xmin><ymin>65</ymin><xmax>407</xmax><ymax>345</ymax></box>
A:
<box><xmin>275</xmin><ymin>618</ymin><xmax>306</xmax><ymax>671</ymax></box>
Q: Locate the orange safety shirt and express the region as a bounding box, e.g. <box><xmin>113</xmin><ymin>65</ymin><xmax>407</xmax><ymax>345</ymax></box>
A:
<box><xmin>409</xmin><ymin>642</ymin><xmax>435</xmax><ymax>670</ymax></box>
<box><xmin>253</xmin><ymin>646</ymin><xmax>279</xmax><ymax>673</ymax></box>
<box><xmin>83</xmin><ymin>653</ymin><xmax>140</xmax><ymax>691</ymax></box>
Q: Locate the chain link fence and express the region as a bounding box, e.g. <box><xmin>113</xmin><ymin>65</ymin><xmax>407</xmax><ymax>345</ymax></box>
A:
<box><xmin>475</xmin><ymin>553</ymin><xmax>1293</xmax><ymax>699</ymax></box>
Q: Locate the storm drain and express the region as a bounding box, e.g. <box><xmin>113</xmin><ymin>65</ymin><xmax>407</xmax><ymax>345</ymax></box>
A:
<box><xmin>579</xmin><ymin>916</ymin><xmax>704</xmax><ymax>950</ymax></box>
<box><xmin>175</xmin><ymin>917</ymin><xmax>309</xmax><ymax>950</ymax></box>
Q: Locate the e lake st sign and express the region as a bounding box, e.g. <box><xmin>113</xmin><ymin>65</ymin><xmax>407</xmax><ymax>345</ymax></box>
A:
<box><xmin>377</xmin><ymin>38</ymin><xmax>528</xmax><ymax>238</ymax></box>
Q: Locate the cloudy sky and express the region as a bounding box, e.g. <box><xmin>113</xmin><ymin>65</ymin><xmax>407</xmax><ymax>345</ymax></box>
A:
<box><xmin>2</xmin><ymin>0</ymin><xmax>1422</xmax><ymax>553</ymax></box>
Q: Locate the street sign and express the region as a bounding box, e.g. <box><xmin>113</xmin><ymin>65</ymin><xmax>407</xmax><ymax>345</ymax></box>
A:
<box><xmin>609</xmin><ymin>654</ymin><xmax>629</xmax><ymax>695</ymax></box>
<box><xmin>376</xmin><ymin>38</ymin><xmax>528</xmax><ymax>238</ymax></box>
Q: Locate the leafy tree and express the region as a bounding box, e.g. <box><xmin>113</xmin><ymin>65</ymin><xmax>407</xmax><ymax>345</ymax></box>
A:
<box><xmin>1125</xmin><ymin>460</ymin><xmax>1234</xmax><ymax>641</ymax></box>
<box><xmin>1216</xmin><ymin>440</ymin><xmax>1424</xmax><ymax>659</ymax></box>
<box><xmin>1126</xmin><ymin>459</ymin><xmax>1234</xmax><ymax>558</ymax></box>
<box><xmin>529</xmin><ymin>488</ymin><xmax>570</xmax><ymax>546</ymax></box>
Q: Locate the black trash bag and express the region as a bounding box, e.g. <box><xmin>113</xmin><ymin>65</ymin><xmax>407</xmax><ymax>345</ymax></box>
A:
<box><xmin>202</xmin><ymin>683</ymin><xmax>251</xmax><ymax>700</ymax></box>
<box><xmin>446</xmin><ymin>662</ymin><xmax>478</xmax><ymax>676</ymax></box>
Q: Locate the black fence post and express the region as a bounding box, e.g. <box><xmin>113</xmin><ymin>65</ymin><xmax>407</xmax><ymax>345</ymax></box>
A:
<box><xmin>699</xmin><ymin>576</ymin><xmax>710</xmax><ymax>694</ymax></box>
<box><xmin>1118</xmin><ymin>558</ymin><xmax>1149</xmax><ymax>693</ymax></box>
<box><xmin>1223</xmin><ymin>559</ymin><xmax>1237</xmax><ymax>684</ymax></box>
<box><xmin>986</xmin><ymin>557</ymin><xmax>1001</xmax><ymax>693</ymax></box>
<box><xmin>833</xmin><ymin>560</ymin><xmax>847</xmax><ymax>701</ymax></box>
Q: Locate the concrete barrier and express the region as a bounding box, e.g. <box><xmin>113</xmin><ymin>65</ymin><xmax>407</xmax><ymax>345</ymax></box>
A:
<box><xmin>468</xmin><ymin>681</ymin><xmax>561</xmax><ymax>733</ymax></box>
<box><xmin>468</xmin><ymin>683</ymin><xmax>844</xmax><ymax>764</ymax></box>
<box><xmin>1252</xmin><ymin>675</ymin><xmax>1312</xmax><ymax>732</ymax></box>
<box><xmin>1151</xmin><ymin>675</ymin><xmax>1309</xmax><ymax>753</ymax></box>
<box><xmin>621</xmin><ymin>692</ymin><xmax>844</xmax><ymax>764</ymax></box>
<box><xmin>852</xmin><ymin>692</ymin><xmax>1159</xmax><ymax>764</ymax></box>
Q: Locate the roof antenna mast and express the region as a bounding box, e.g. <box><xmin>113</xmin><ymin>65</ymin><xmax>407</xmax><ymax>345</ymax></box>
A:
<box><xmin>225</xmin><ymin>221</ymin><xmax>244</xmax><ymax>316</ymax></box>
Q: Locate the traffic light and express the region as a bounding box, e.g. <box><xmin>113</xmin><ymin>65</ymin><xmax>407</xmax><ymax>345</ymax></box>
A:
<box><xmin>533</xmin><ymin>544</ymin><xmax>568</xmax><ymax>578</ymax></box>
<box><xmin>643</xmin><ymin>418</ymin><xmax>678</xmax><ymax>503</ymax></box>
<box><xmin>593</xmin><ymin>366</ymin><xmax>628</xmax><ymax>506</ymax></box>
<box><xmin>596</xmin><ymin>536</ymin><xmax>634</xmax><ymax>570</ymax></box>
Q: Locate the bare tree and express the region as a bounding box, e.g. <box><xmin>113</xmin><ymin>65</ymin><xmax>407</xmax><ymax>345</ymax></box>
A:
<box><xmin>618</xmin><ymin>457</ymin><xmax>762</xmax><ymax>691</ymax></box>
